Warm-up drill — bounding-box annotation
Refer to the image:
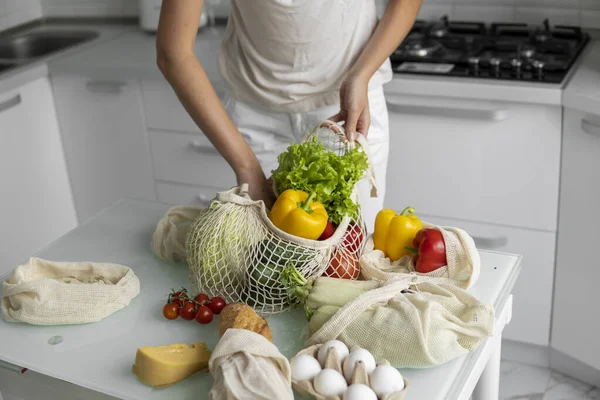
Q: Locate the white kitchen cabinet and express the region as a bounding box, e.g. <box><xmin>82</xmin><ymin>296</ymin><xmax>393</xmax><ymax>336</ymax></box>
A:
<box><xmin>383</xmin><ymin>91</ymin><xmax>561</xmax><ymax>232</ymax></box>
<box><xmin>141</xmin><ymin>79</ymin><xmax>226</xmax><ymax>133</ymax></box>
<box><xmin>0</xmin><ymin>77</ymin><xmax>77</xmax><ymax>274</ymax></box>
<box><xmin>551</xmin><ymin>108</ymin><xmax>600</xmax><ymax>371</ymax></box>
<box><xmin>383</xmin><ymin>90</ymin><xmax>562</xmax><ymax>347</ymax></box>
<box><xmin>51</xmin><ymin>75</ymin><xmax>156</xmax><ymax>224</ymax></box>
<box><xmin>149</xmin><ymin>130</ymin><xmax>236</xmax><ymax>189</ymax></box>
<box><xmin>420</xmin><ymin>213</ymin><xmax>555</xmax><ymax>346</ymax></box>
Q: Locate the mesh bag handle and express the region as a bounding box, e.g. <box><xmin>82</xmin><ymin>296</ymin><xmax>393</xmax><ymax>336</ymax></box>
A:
<box><xmin>301</xmin><ymin>120</ymin><xmax>379</xmax><ymax>198</ymax></box>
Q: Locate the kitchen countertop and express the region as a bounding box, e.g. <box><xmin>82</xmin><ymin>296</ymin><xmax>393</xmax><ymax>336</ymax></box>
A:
<box><xmin>563</xmin><ymin>39</ymin><xmax>600</xmax><ymax>115</ymax></box>
<box><xmin>0</xmin><ymin>20</ymin><xmax>136</xmax><ymax>94</ymax></box>
<box><xmin>0</xmin><ymin>198</ymin><xmax>521</xmax><ymax>400</ymax></box>
<box><xmin>47</xmin><ymin>22</ymin><xmax>564</xmax><ymax>105</ymax></box>
<box><xmin>47</xmin><ymin>24</ymin><xmax>224</xmax><ymax>86</ymax></box>
<box><xmin>0</xmin><ymin>20</ymin><xmax>598</xmax><ymax>108</ymax></box>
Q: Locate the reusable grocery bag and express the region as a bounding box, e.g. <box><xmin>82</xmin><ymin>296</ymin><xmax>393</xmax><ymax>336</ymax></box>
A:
<box><xmin>208</xmin><ymin>329</ymin><xmax>294</xmax><ymax>400</ymax></box>
<box><xmin>1</xmin><ymin>257</ymin><xmax>140</xmax><ymax>325</ymax></box>
<box><xmin>306</xmin><ymin>276</ymin><xmax>494</xmax><ymax>368</ymax></box>
<box><xmin>151</xmin><ymin>205</ymin><xmax>204</xmax><ymax>263</ymax></box>
<box><xmin>360</xmin><ymin>223</ymin><xmax>481</xmax><ymax>290</ymax></box>
<box><xmin>186</xmin><ymin>121</ymin><xmax>378</xmax><ymax>315</ymax></box>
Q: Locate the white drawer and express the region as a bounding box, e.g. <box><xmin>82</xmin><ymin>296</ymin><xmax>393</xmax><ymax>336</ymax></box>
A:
<box><xmin>141</xmin><ymin>79</ymin><xmax>225</xmax><ymax>133</ymax></box>
<box><xmin>149</xmin><ymin>130</ymin><xmax>236</xmax><ymax>188</ymax></box>
<box><xmin>156</xmin><ymin>182</ymin><xmax>222</xmax><ymax>207</ymax></box>
<box><xmin>421</xmin><ymin>213</ymin><xmax>555</xmax><ymax>347</ymax></box>
<box><xmin>383</xmin><ymin>91</ymin><xmax>561</xmax><ymax>232</ymax></box>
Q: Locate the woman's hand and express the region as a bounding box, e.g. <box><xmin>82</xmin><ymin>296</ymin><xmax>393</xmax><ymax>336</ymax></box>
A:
<box><xmin>236</xmin><ymin>167</ymin><xmax>276</xmax><ymax>209</ymax></box>
<box><xmin>329</xmin><ymin>73</ymin><xmax>370</xmax><ymax>142</ymax></box>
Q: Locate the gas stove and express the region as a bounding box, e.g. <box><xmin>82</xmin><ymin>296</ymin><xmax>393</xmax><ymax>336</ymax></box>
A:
<box><xmin>391</xmin><ymin>17</ymin><xmax>590</xmax><ymax>84</ymax></box>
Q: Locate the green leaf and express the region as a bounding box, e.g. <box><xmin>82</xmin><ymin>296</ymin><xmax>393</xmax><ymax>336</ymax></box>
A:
<box><xmin>272</xmin><ymin>140</ymin><xmax>369</xmax><ymax>225</ymax></box>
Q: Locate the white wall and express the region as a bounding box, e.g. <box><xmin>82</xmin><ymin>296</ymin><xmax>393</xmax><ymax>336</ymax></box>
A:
<box><xmin>416</xmin><ymin>0</ymin><xmax>600</xmax><ymax>29</ymax></box>
<box><xmin>0</xmin><ymin>0</ymin><xmax>42</xmax><ymax>31</ymax></box>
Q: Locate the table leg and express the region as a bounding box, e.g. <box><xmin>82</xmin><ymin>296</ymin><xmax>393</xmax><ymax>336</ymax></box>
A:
<box><xmin>471</xmin><ymin>334</ymin><xmax>502</xmax><ymax>400</ymax></box>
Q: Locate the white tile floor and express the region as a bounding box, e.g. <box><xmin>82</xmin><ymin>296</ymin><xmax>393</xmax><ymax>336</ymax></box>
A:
<box><xmin>500</xmin><ymin>360</ymin><xmax>600</xmax><ymax>400</ymax></box>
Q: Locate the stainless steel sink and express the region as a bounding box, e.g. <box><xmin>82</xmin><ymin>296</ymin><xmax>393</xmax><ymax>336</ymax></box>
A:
<box><xmin>0</xmin><ymin>62</ymin><xmax>16</xmax><ymax>73</ymax></box>
<box><xmin>0</xmin><ymin>30</ymin><xmax>99</xmax><ymax>60</ymax></box>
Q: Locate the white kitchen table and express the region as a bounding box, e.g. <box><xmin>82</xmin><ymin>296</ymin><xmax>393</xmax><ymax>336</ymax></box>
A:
<box><xmin>0</xmin><ymin>199</ymin><xmax>521</xmax><ymax>400</ymax></box>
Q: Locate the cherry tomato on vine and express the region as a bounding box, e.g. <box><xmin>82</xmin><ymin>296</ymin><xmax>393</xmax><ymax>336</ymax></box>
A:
<box><xmin>162</xmin><ymin>303</ymin><xmax>179</xmax><ymax>320</ymax></box>
<box><xmin>180</xmin><ymin>301</ymin><xmax>197</xmax><ymax>320</ymax></box>
<box><xmin>208</xmin><ymin>297</ymin><xmax>227</xmax><ymax>315</ymax></box>
<box><xmin>170</xmin><ymin>289</ymin><xmax>189</xmax><ymax>307</ymax></box>
<box><xmin>194</xmin><ymin>293</ymin><xmax>209</xmax><ymax>304</ymax></box>
<box><xmin>195</xmin><ymin>306</ymin><xmax>214</xmax><ymax>324</ymax></box>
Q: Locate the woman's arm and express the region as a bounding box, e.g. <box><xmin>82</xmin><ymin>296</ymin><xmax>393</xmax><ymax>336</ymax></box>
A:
<box><xmin>156</xmin><ymin>0</ymin><xmax>274</xmax><ymax>206</ymax></box>
<box><xmin>331</xmin><ymin>0</ymin><xmax>423</xmax><ymax>140</ymax></box>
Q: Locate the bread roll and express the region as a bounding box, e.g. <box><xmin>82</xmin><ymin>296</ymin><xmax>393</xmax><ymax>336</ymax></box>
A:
<box><xmin>218</xmin><ymin>303</ymin><xmax>272</xmax><ymax>342</ymax></box>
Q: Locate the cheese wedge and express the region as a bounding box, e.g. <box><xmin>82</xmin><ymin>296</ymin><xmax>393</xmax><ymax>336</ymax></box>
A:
<box><xmin>132</xmin><ymin>342</ymin><xmax>211</xmax><ymax>387</ymax></box>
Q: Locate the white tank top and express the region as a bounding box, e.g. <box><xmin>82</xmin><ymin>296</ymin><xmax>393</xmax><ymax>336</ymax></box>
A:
<box><xmin>218</xmin><ymin>0</ymin><xmax>393</xmax><ymax>113</ymax></box>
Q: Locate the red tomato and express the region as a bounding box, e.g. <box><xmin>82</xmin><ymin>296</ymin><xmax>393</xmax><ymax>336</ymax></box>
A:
<box><xmin>195</xmin><ymin>306</ymin><xmax>214</xmax><ymax>324</ymax></box>
<box><xmin>208</xmin><ymin>297</ymin><xmax>227</xmax><ymax>315</ymax></box>
<box><xmin>162</xmin><ymin>303</ymin><xmax>179</xmax><ymax>320</ymax></box>
<box><xmin>180</xmin><ymin>301</ymin><xmax>197</xmax><ymax>320</ymax></box>
<box><xmin>170</xmin><ymin>289</ymin><xmax>189</xmax><ymax>308</ymax></box>
<box><xmin>324</xmin><ymin>251</ymin><xmax>360</xmax><ymax>280</ymax></box>
<box><xmin>172</xmin><ymin>289</ymin><xmax>188</xmax><ymax>299</ymax></box>
<box><xmin>318</xmin><ymin>221</ymin><xmax>336</xmax><ymax>241</ymax></box>
<box><xmin>343</xmin><ymin>223</ymin><xmax>364</xmax><ymax>253</ymax></box>
<box><xmin>194</xmin><ymin>293</ymin><xmax>209</xmax><ymax>304</ymax></box>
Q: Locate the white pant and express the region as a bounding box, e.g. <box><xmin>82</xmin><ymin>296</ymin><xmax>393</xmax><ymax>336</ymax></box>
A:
<box><xmin>223</xmin><ymin>86</ymin><xmax>390</xmax><ymax>234</ymax></box>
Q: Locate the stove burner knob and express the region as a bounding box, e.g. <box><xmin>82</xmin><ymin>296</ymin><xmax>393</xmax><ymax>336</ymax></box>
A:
<box><xmin>532</xmin><ymin>60</ymin><xmax>545</xmax><ymax>79</ymax></box>
<box><xmin>490</xmin><ymin>58</ymin><xmax>502</xmax><ymax>76</ymax></box>
<box><xmin>468</xmin><ymin>56</ymin><xmax>480</xmax><ymax>74</ymax></box>
<box><xmin>511</xmin><ymin>58</ymin><xmax>523</xmax><ymax>76</ymax></box>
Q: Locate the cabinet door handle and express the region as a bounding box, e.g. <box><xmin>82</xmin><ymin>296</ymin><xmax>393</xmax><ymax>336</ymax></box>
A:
<box><xmin>0</xmin><ymin>359</ymin><xmax>26</xmax><ymax>374</ymax></box>
<box><xmin>197</xmin><ymin>194</ymin><xmax>212</xmax><ymax>206</ymax></box>
<box><xmin>582</xmin><ymin>118</ymin><xmax>600</xmax><ymax>137</ymax></box>
<box><xmin>386</xmin><ymin>101</ymin><xmax>509</xmax><ymax>121</ymax></box>
<box><xmin>189</xmin><ymin>140</ymin><xmax>218</xmax><ymax>155</ymax></box>
<box><xmin>0</xmin><ymin>94</ymin><xmax>21</xmax><ymax>114</ymax></box>
<box><xmin>472</xmin><ymin>235</ymin><xmax>508</xmax><ymax>249</ymax></box>
<box><xmin>85</xmin><ymin>80</ymin><xmax>126</xmax><ymax>94</ymax></box>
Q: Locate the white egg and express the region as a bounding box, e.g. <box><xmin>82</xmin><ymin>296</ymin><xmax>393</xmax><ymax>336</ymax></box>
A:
<box><xmin>342</xmin><ymin>348</ymin><xmax>377</xmax><ymax>382</ymax></box>
<box><xmin>343</xmin><ymin>383</ymin><xmax>378</xmax><ymax>400</ymax></box>
<box><xmin>291</xmin><ymin>354</ymin><xmax>322</xmax><ymax>381</ymax></box>
<box><xmin>369</xmin><ymin>365</ymin><xmax>405</xmax><ymax>396</ymax></box>
<box><xmin>317</xmin><ymin>340</ymin><xmax>350</xmax><ymax>367</ymax></box>
<box><xmin>313</xmin><ymin>369</ymin><xmax>348</xmax><ymax>396</ymax></box>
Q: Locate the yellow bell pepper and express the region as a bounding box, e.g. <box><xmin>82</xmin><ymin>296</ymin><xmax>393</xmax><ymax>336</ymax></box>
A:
<box><xmin>373</xmin><ymin>207</ymin><xmax>422</xmax><ymax>261</ymax></box>
<box><xmin>269</xmin><ymin>189</ymin><xmax>328</xmax><ymax>240</ymax></box>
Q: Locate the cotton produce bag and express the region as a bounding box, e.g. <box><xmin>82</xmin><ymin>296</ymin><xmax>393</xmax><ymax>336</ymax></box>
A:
<box><xmin>1</xmin><ymin>258</ymin><xmax>140</xmax><ymax>325</ymax></box>
<box><xmin>208</xmin><ymin>329</ymin><xmax>294</xmax><ymax>400</ymax></box>
<box><xmin>360</xmin><ymin>224</ymin><xmax>481</xmax><ymax>290</ymax></box>
<box><xmin>151</xmin><ymin>205</ymin><xmax>204</xmax><ymax>263</ymax></box>
<box><xmin>307</xmin><ymin>276</ymin><xmax>494</xmax><ymax>368</ymax></box>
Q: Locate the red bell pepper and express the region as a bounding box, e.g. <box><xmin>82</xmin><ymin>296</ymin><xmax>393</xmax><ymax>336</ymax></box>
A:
<box><xmin>410</xmin><ymin>229</ymin><xmax>447</xmax><ymax>273</ymax></box>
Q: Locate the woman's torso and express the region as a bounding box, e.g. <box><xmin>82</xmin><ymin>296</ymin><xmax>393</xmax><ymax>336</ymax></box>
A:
<box><xmin>218</xmin><ymin>0</ymin><xmax>393</xmax><ymax>113</ymax></box>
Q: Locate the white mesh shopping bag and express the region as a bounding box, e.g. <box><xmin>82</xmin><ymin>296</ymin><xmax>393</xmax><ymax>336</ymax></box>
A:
<box><xmin>186</xmin><ymin>121</ymin><xmax>377</xmax><ymax>315</ymax></box>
